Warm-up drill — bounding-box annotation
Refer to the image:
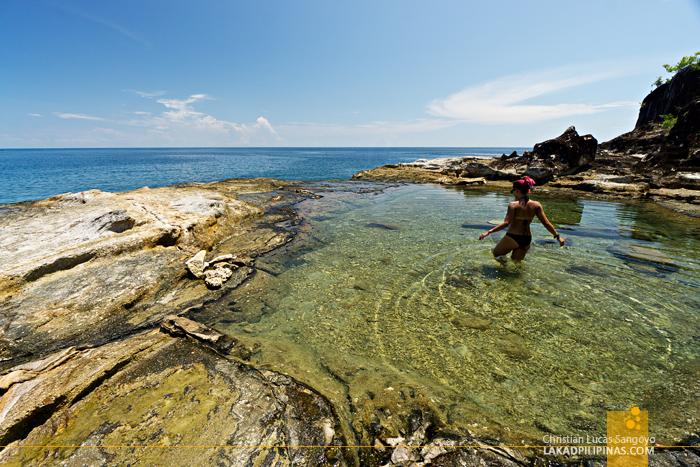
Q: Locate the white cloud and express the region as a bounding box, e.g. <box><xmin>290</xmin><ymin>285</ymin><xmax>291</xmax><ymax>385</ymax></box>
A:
<box><xmin>157</xmin><ymin>94</ymin><xmax>212</xmax><ymax>112</ymax></box>
<box><xmin>128</xmin><ymin>90</ymin><xmax>166</xmax><ymax>98</ymax></box>
<box><xmin>254</xmin><ymin>117</ymin><xmax>278</xmax><ymax>135</ymax></box>
<box><xmin>121</xmin><ymin>93</ymin><xmax>280</xmax><ymax>145</ymax></box>
<box><xmin>278</xmin><ymin>118</ymin><xmax>457</xmax><ymax>137</ymax></box>
<box><xmin>54</xmin><ymin>112</ymin><xmax>105</xmax><ymax>121</ymax></box>
<box><xmin>427</xmin><ymin>68</ymin><xmax>638</xmax><ymax>124</ymax></box>
<box><xmin>27</xmin><ymin>113</ymin><xmax>42</xmax><ymax>117</ymax></box>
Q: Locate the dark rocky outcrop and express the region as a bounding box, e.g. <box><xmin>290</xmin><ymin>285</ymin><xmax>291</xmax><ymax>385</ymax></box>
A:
<box><xmin>600</xmin><ymin>64</ymin><xmax>700</xmax><ymax>175</ymax></box>
<box><xmin>491</xmin><ymin>126</ymin><xmax>597</xmax><ymax>182</ymax></box>
<box><xmin>636</xmin><ymin>65</ymin><xmax>700</xmax><ymax>127</ymax></box>
<box><xmin>600</xmin><ymin>97</ymin><xmax>700</xmax><ymax>174</ymax></box>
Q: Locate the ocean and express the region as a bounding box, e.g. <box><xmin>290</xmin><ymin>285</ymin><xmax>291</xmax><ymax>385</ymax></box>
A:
<box><xmin>0</xmin><ymin>147</ymin><xmax>528</xmax><ymax>205</ymax></box>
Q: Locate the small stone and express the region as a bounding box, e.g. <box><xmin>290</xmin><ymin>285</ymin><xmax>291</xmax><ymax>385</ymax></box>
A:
<box><xmin>373</xmin><ymin>439</ymin><xmax>386</xmax><ymax>452</ymax></box>
<box><xmin>161</xmin><ymin>315</ymin><xmax>223</xmax><ymax>343</ymax></box>
<box><xmin>365</xmin><ymin>222</ymin><xmax>401</xmax><ymax>230</ymax></box>
<box><xmin>385</xmin><ymin>437</ymin><xmax>405</xmax><ymax>446</ymax></box>
<box><xmin>449</xmin><ymin>315</ymin><xmax>489</xmax><ymax>330</ymax></box>
<box><xmin>497</xmin><ymin>337</ymin><xmax>531</xmax><ymax>360</ymax></box>
<box><xmin>391</xmin><ymin>445</ymin><xmax>418</xmax><ymax>464</ymax></box>
<box><xmin>186</xmin><ymin>250</ymin><xmax>207</xmax><ymax>278</ymax></box>
<box><xmin>446</xmin><ymin>274</ymin><xmax>474</xmax><ymax>289</ymax></box>
<box><xmin>452</xmin><ymin>345</ymin><xmax>471</xmax><ymax>358</ymax></box>
<box><xmin>204</xmin><ymin>266</ymin><xmax>233</xmax><ymax>288</ymax></box>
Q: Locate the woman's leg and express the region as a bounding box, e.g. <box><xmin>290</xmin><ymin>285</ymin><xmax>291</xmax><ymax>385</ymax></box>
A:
<box><xmin>511</xmin><ymin>243</ymin><xmax>531</xmax><ymax>261</ymax></box>
<box><xmin>493</xmin><ymin>235</ymin><xmax>519</xmax><ymax>257</ymax></box>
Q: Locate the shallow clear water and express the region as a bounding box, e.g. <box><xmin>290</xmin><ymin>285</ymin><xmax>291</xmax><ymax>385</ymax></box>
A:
<box><xmin>212</xmin><ymin>185</ymin><xmax>700</xmax><ymax>443</ymax></box>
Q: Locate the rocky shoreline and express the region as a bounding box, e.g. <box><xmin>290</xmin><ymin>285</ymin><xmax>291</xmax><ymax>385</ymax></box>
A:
<box><xmin>352</xmin><ymin>127</ymin><xmax>700</xmax><ymax>218</ymax></box>
<box><xmin>1</xmin><ymin>178</ymin><xmax>699</xmax><ymax>466</ymax></box>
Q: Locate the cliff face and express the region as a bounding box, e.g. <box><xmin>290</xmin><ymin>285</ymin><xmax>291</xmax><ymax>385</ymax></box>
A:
<box><xmin>600</xmin><ymin>65</ymin><xmax>700</xmax><ymax>174</ymax></box>
<box><xmin>636</xmin><ymin>65</ymin><xmax>700</xmax><ymax>127</ymax></box>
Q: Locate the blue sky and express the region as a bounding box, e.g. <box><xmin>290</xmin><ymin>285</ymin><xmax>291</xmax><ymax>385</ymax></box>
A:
<box><xmin>1</xmin><ymin>0</ymin><xmax>699</xmax><ymax>148</ymax></box>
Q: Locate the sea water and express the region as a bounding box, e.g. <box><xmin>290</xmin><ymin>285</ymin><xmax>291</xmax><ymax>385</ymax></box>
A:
<box><xmin>0</xmin><ymin>147</ymin><xmax>526</xmax><ymax>204</ymax></box>
<box><xmin>205</xmin><ymin>184</ymin><xmax>700</xmax><ymax>444</ymax></box>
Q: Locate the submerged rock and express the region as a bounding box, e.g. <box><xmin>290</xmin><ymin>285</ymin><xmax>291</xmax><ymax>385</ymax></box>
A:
<box><xmin>566</xmin><ymin>264</ymin><xmax>607</xmax><ymax>277</ymax></box>
<box><xmin>446</xmin><ymin>274</ymin><xmax>475</xmax><ymax>289</ymax></box>
<box><xmin>608</xmin><ymin>245</ymin><xmax>679</xmax><ymax>273</ymax></box>
<box><xmin>497</xmin><ymin>337</ymin><xmax>532</xmax><ymax>360</ymax></box>
<box><xmin>365</xmin><ymin>222</ymin><xmax>402</xmax><ymax>230</ymax></box>
<box><xmin>448</xmin><ymin>314</ymin><xmax>490</xmax><ymax>330</ymax></box>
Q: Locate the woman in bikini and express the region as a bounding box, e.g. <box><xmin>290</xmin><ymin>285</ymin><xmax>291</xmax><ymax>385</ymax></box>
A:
<box><xmin>478</xmin><ymin>177</ymin><xmax>565</xmax><ymax>261</ymax></box>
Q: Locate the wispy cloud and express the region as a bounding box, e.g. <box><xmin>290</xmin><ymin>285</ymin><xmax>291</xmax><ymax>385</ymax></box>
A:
<box><xmin>128</xmin><ymin>90</ymin><xmax>167</xmax><ymax>98</ymax></box>
<box><xmin>279</xmin><ymin>118</ymin><xmax>457</xmax><ymax>137</ymax></box>
<box><xmin>54</xmin><ymin>112</ymin><xmax>105</xmax><ymax>121</ymax></box>
<box><xmin>157</xmin><ymin>94</ymin><xmax>212</xmax><ymax>112</ymax></box>
<box><xmin>427</xmin><ymin>67</ymin><xmax>638</xmax><ymax>124</ymax></box>
<box><xmin>27</xmin><ymin>113</ymin><xmax>42</xmax><ymax>117</ymax></box>
<box><xmin>55</xmin><ymin>2</ymin><xmax>149</xmax><ymax>45</ymax></box>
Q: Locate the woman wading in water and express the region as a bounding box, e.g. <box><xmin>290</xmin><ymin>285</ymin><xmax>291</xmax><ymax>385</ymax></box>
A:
<box><xmin>479</xmin><ymin>177</ymin><xmax>564</xmax><ymax>261</ymax></box>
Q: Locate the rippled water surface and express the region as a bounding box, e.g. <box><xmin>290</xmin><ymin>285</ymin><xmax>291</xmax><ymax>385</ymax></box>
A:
<box><xmin>211</xmin><ymin>184</ymin><xmax>700</xmax><ymax>443</ymax></box>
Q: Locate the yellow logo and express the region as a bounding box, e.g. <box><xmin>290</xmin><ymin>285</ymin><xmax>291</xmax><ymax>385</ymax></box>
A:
<box><xmin>607</xmin><ymin>405</ymin><xmax>650</xmax><ymax>466</ymax></box>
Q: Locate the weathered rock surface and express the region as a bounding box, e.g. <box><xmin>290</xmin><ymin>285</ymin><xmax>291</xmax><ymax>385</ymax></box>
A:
<box><xmin>185</xmin><ymin>250</ymin><xmax>207</xmax><ymax>278</ymax></box>
<box><xmin>0</xmin><ymin>184</ymin><xmax>267</xmax><ymax>362</ymax></box>
<box><xmin>0</xmin><ymin>329</ymin><xmax>352</xmax><ymax>466</ymax></box>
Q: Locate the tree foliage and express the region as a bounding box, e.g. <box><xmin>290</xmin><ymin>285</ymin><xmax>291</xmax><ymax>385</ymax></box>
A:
<box><xmin>653</xmin><ymin>52</ymin><xmax>700</xmax><ymax>88</ymax></box>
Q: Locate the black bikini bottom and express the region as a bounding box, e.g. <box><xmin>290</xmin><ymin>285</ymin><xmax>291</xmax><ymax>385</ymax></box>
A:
<box><xmin>506</xmin><ymin>232</ymin><xmax>532</xmax><ymax>249</ymax></box>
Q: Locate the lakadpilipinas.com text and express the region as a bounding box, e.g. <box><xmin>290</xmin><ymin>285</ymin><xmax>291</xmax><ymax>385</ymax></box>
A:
<box><xmin>542</xmin><ymin>435</ymin><xmax>655</xmax><ymax>456</ymax></box>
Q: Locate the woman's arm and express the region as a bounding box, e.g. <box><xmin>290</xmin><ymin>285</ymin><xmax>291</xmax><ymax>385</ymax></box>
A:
<box><xmin>479</xmin><ymin>205</ymin><xmax>512</xmax><ymax>240</ymax></box>
<box><xmin>535</xmin><ymin>204</ymin><xmax>565</xmax><ymax>246</ymax></box>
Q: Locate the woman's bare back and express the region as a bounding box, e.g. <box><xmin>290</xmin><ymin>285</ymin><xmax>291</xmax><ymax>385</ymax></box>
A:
<box><xmin>507</xmin><ymin>199</ymin><xmax>543</xmax><ymax>235</ymax></box>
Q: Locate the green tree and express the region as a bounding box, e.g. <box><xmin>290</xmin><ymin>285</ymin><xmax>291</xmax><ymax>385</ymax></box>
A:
<box><xmin>652</xmin><ymin>52</ymin><xmax>700</xmax><ymax>88</ymax></box>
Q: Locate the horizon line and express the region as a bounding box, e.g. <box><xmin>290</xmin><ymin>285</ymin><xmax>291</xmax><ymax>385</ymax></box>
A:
<box><xmin>1</xmin><ymin>145</ymin><xmax>534</xmax><ymax>151</ymax></box>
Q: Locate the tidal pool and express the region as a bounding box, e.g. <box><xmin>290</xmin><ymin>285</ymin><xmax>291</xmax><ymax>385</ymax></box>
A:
<box><xmin>206</xmin><ymin>184</ymin><xmax>700</xmax><ymax>445</ymax></box>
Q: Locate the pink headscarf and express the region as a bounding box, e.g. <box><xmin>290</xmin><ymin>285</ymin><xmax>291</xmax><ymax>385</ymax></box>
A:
<box><xmin>513</xmin><ymin>176</ymin><xmax>536</xmax><ymax>193</ymax></box>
